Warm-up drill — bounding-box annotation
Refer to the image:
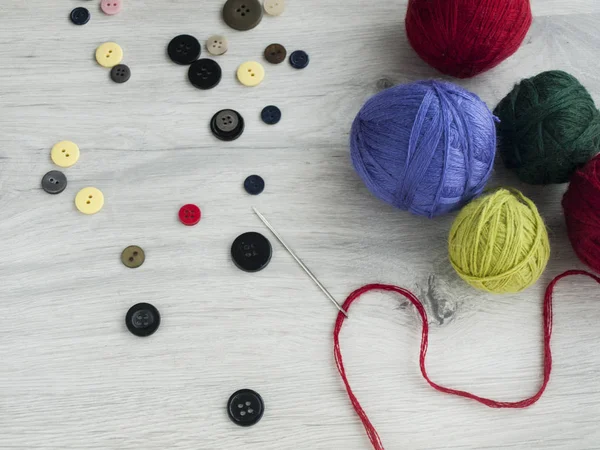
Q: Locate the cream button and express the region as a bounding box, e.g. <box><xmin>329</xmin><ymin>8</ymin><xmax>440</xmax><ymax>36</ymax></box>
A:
<box><xmin>237</xmin><ymin>61</ymin><xmax>265</xmax><ymax>87</ymax></box>
<box><xmin>264</xmin><ymin>0</ymin><xmax>285</xmax><ymax>16</ymax></box>
<box><xmin>51</xmin><ymin>141</ymin><xmax>80</xmax><ymax>168</ymax></box>
<box><xmin>95</xmin><ymin>42</ymin><xmax>123</xmax><ymax>68</ymax></box>
<box><xmin>75</xmin><ymin>187</ymin><xmax>104</xmax><ymax>215</ymax></box>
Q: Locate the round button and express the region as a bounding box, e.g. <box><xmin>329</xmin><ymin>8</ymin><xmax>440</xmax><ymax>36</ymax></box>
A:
<box><xmin>179</xmin><ymin>204</ymin><xmax>201</xmax><ymax>226</ymax></box>
<box><xmin>188</xmin><ymin>59</ymin><xmax>222</xmax><ymax>90</ymax></box>
<box><xmin>75</xmin><ymin>187</ymin><xmax>104</xmax><ymax>215</ymax></box>
<box><xmin>121</xmin><ymin>245</ymin><xmax>145</xmax><ymax>269</ymax></box>
<box><xmin>51</xmin><ymin>140</ymin><xmax>80</xmax><ymax>168</ymax></box>
<box><xmin>167</xmin><ymin>34</ymin><xmax>201</xmax><ymax>65</ymax></box>
<box><xmin>264</xmin><ymin>43</ymin><xmax>287</xmax><ymax>64</ymax></box>
<box><xmin>70</xmin><ymin>7</ymin><xmax>90</xmax><ymax>25</ymax></box>
<box><xmin>210</xmin><ymin>109</ymin><xmax>245</xmax><ymax>141</ymax></box>
<box><xmin>100</xmin><ymin>0</ymin><xmax>122</xmax><ymax>15</ymax></box>
<box><xmin>206</xmin><ymin>35</ymin><xmax>228</xmax><ymax>56</ymax></box>
<box><xmin>223</xmin><ymin>0</ymin><xmax>263</xmax><ymax>31</ymax></box>
<box><xmin>289</xmin><ymin>50</ymin><xmax>309</xmax><ymax>69</ymax></box>
<box><xmin>41</xmin><ymin>170</ymin><xmax>67</xmax><ymax>195</ymax></box>
<box><xmin>264</xmin><ymin>0</ymin><xmax>285</xmax><ymax>16</ymax></box>
<box><xmin>227</xmin><ymin>389</ymin><xmax>265</xmax><ymax>427</ymax></box>
<box><xmin>261</xmin><ymin>105</ymin><xmax>281</xmax><ymax>125</ymax></box>
<box><xmin>126</xmin><ymin>303</ymin><xmax>160</xmax><ymax>337</ymax></box>
<box><xmin>237</xmin><ymin>61</ymin><xmax>265</xmax><ymax>87</ymax></box>
<box><xmin>110</xmin><ymin>64</ymin><xmax>131</xmax><ymax>83</ymax></box>
<box><xmin>244</xmin><ymin>175</ymin><xmax>265</xmax><ymax>195</ymax></box>
<box><xmin>231</xmin><ymin>232</ymin><xmax>272</xmax><ymax>272</ymax></box>
<box><xmin>95</xmin><ymin>42</ymin><xmax>123</xmax><ymax>68</ymax></box>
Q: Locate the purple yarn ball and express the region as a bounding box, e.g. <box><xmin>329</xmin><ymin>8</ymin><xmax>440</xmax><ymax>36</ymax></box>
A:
<box><xmin>350</xmin><ymin>80</ymin><xmax>496</xmax><ymax>218</ymax></box>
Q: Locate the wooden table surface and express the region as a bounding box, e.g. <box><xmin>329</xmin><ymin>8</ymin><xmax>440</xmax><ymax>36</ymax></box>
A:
<box><xmin>1</xmin><ymin>1</ymin><xmax>600</xmax><ymax>449</ymax></box>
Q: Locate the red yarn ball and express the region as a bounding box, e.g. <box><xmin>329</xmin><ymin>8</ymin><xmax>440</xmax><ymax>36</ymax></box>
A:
<box><xmin>563</xmin><ymin>154</ymin><xmax>600</xmax><ymax>273</ymax></box>
<box><xmin>405</xmin><ymin>0</ymin><xmax>533</xmax><ymax>79</ymax></box>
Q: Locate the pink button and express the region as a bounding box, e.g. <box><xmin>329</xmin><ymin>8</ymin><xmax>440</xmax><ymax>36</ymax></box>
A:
<box><xmin>101</xmin><ymin>0</ymin><xmax>122</xmax><ymax>15</ymax></box>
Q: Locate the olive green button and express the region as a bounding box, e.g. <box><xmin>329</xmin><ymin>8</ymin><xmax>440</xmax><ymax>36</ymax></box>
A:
<box><xmin>121</xmin><ymin>245</ymin><xmax>145</xmax><ymax>269</ymax></box>
<box><xmin>222</xmin><ymin>0</ymin><xmax>263</xmax><ymax>31</ymax></box>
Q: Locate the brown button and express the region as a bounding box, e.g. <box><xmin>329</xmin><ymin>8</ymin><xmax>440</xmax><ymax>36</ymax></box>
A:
<box><xmin>223</xmin><ymin>0</ymin><xmax>263</xmax><ymax>31</ymax></box>
<box><xmin>121</xmin><ymin>245</ymin><xmax>145</xmax><ymax>269</ymax></box>
<box><xmin>264</xmin><ymin>43</ymin><xmax>286</xmax><ymax>64</ymax></box>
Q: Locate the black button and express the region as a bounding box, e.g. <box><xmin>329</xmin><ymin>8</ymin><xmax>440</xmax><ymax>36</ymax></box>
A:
<box><xmin>264</xmin><ymin>43</ymin><xmax>287</xmax><ymax>64</ymax></box>
<box><xmin>126</xmin><ymin>303</ymin><xmax>160</xmax><ymax>337</ymax></box>
<box><xmin>244</xmin><ymin>175</ymin><xmax>265</xmax><ymax>195</ymax></box>
<box><xmin>70</xmin><ymin>7</ymin><xmax>90</xmax><ymax>25</ymax></box>
<box><xmin>110</xmin><ymin>64</ymin><xmax>131</xmax><ymax>83</ymax></box>
<box><xmin>227</xmin><ymin>389</ymin><xmax>264</xmax><ymax>427</ymax></box>
<box><xmin>168</xmin><ymin>34</ymin><xmax>201</xmax><ymax>65</ymax></box>
<box><xmin>210</xmin><ymin>109</ymin><xmax>245</xmax><ymax>141</ymax></box>
<box><xmin>289</xmin><ymin>50</ymin><xmax>309</xmax><ymax>69</ymax></box>
<box><xmin>41</xmin><ymin>170</ymin><xmax>67</xmax><ymax>195</ymax></box>
<box><xmin>231</xmin><ymin>232</ymin><xmax>272</xmax><ymax>272</ymax></box>
<box><xmin>222</xmin><ymin>0</ymin><xmax>263</xmax><ymax>31</ymax></box>
<box><xmin>261</xmin><ymin>105</ymin><xmax>281</xmax><ymax>125</ymax></box>
<box><xmin>188</xmin><ymin>59</ymin><xmax>222</xmax><ymax>90</ymax></box>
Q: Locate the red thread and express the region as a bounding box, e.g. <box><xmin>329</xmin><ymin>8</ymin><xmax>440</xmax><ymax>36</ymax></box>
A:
<box><xmin>334</xmin><ymin>270</ymin><xmax>600</xmax><ymax>450</ymax></box>
<box><xmin>405</xmin><ymin>0</ymin><xmax>532</xmax><ymax>79</ymax></box>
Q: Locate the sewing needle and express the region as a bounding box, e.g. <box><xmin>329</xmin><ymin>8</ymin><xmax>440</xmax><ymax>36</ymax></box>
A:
<box><xmin>252</xmin><ymin>207</ymin><xmax>349</xmax><ymax>318</ymax></box>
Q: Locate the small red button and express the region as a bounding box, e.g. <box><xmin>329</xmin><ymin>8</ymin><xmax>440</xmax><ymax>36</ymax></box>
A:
<box><xmin>179</xmin><ymin>204</ymin><xmax>201</xmax><ymax>226</ymax></box>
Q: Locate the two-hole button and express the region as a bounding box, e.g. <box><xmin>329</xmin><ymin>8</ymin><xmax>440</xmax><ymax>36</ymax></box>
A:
<box><xmin>237</xmin><ymin>61</ymin><xmax>265</xmax><ymax>87</ymax></box>
<box><xmin>75</xmin><ymin>187</ymin><xmax>104</xmax><ymax>215</ymax></box>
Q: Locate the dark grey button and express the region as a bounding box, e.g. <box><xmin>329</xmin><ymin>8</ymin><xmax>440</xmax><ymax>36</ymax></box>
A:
<box><xmin>210</xmin><ymin>109</ymin><xmax>245</xmax><ymax>141</ymax></box>
<box><xmin>110</xmin><ymin>64</ymin><xmax>131</xmax><ymax>83</ymax></box>
<box><xmin>223</xmin><ymin>0</ymin><xmax>263</xmax><ymax>31</ymax></box>
<box><xmin>126</xmin><ymin>303</ymin><xmax>160</xmax><ymax>337</ymax></box>
<box><xmin>227</xmin><ymin>389</ymin><xmax>264</xmax><ymax>427</ymax></box>
<box><xmin>41</xmin><ymin>170</ymin><xmax>67</xmax><ymax>194</ymax></box>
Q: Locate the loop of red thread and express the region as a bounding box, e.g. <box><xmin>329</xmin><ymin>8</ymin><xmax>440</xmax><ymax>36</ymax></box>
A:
<box><xmin>333</xmin><ymin>270</ymin><xmax>600</xmax><ymax>450</ymax></box>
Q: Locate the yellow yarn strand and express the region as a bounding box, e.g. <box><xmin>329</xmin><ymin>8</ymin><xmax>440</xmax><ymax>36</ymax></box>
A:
<box><xmin>448</xmin><ymin>188</ymin><xmax>550</xmax><ymax>293</ymax></box>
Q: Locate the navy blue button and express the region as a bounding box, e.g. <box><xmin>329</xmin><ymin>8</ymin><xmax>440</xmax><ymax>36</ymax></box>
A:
<box><xmin>261</xmin><ymin>105</ymin><xmax>281</xmax><ymax>125</ymax></box>
<box><xmin>70</xmin><ymin>7</ymin><xmax>90</xmax><ymax>25</ymax></box>
<box><xmin>244</xmin><ymin>175</ymin><xmax>265</xmax><ymax>195</ymax></box>
<box><xmin>289</xmin><ymin>50</ymin><xmax>309</xmax><ymax>69</ymax></box>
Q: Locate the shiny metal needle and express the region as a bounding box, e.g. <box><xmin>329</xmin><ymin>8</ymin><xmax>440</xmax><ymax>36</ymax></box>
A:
<box><xmin>253</xmin><ymin>207</ymin><xmax>349</xmax><ymax>318</ymax></box>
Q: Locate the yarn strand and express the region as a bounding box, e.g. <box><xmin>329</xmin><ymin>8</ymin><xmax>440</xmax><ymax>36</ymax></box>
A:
<box><xmin>334</xmin><ymin>270</ymin><xmax>600</xmax><ymax>450</ymax></box>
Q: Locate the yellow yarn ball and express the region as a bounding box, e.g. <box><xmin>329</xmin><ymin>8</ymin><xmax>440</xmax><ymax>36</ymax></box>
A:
<box><xmin>448</xmin><ymin>188</ymin><xmax>550</xmax><ymax>293</ymax></box>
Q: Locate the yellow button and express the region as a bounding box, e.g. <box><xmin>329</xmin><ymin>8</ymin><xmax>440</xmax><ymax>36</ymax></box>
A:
<box><xmin>237</xmin><ymin>61</ymin><xmax>265</xmax><ymax>87</ymax></box>
<box><xmin>75</xmin><ymin>187</ymin><xmax>104</xmax><ymax>215</ymax></box>
<box><xmin>51</xmin><ymin>141</ymin><xmax>80</xmax><ymax>168</ymax></box>
<box><xmin>95</xmin><ymin>42</ymin><xmax>123</xmax><ymax>68</ymax></box>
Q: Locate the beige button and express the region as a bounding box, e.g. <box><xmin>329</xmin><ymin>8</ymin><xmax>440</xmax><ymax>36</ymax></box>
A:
<box><xmin>95</xmin><ymin>42</ymin><xmax>123</xmax><ymax>68</ymax></box>
<box><xmin>206</xmin><ymin>35</ymin><xmax>228</xmax><ymax>56</ymax></box>
<box><xmin>75</xmin><ymin>187</ymin><xmax>104</xmax><ymax>215</ymax></box>
<box><xmin>237</xmin><ymin>61</ymin><xmax>265</xmax><ymax>87</ymax></box>
<box><xmin>264</xmin><ymin>0</ymin><xmax>285</xmax><ymax>16</ymax></box>
<box><xmin>51</xmin><ymin>141</ymin><xmax>80</xmax><ymax>168</ymax></box>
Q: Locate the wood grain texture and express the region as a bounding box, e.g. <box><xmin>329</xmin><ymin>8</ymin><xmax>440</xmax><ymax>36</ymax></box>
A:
<box><xmin>1</xmin><ymin>1</ymin><xmax>600</xmax><ymax>449</ymax></box>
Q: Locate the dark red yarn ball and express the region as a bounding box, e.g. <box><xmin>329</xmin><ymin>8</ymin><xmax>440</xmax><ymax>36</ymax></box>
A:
<box><xmin>563</xmin><ymin>154</ymin><xmax>600</xmax><ymax>274</ymax></box>
<box><xmin>405</xmin><ymin>0</ymin><xmax>533</xmax><ymax>79</ymax></box>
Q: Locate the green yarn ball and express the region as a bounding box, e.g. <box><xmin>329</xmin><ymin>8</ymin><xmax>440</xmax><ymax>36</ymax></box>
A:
<box><xmin>494</xmin><ymin>70</ymin><xmax>600</xmax><ymax>184</ymax></box>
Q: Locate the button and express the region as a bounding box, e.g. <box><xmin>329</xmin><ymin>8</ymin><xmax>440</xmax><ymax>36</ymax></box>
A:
<box><xmin>223</xmin><ymin>0</ymin><xmax>263</xmax><ymax>31</ymax></box>
<box><xmin>75</xmin><ymin>187</ymin><xmax>104</xmax><ymax>215</ymax></box>
<box><xmin>95</xmin><ymin>42</ymin><xmax>123</xmax><ymax>68</ymax></box>
<box><xmin>121</xmin><ymin>245</ymin><xmax>145</xmax><ymax>269</ymax></box>
<box><xmin>100</xmin><ymin>0</ymin><xmax>122</xmax><ymax>15</ymax></box>
<box><xmin>210</xmin><ymin>109</ymin><xmax>245</xmax><ymax>141</ymax></box>
<box><xmin>244</xmin><ymin>175</ymin><xmax>265</xmax><ymax>195</ymax></box>
<box><xmin>237</xmin><ymin>61</ymin><xmax>265</xmax><ymax>87</ymax></box>
<box><xmin>264</xmin><ymin>0</ymin><xmax>285</xmax><ymax>16</ymax></box>
<box><xmin>179</xmin><ymin>204</ymin><xmax>201</xmax><ymax>226</ymax></box>
<box><xmin>70</xmin><ymin>7</ymin><xmax>90</xmax><ymax>25</ymax></box>
<box><xmin>264</xmin><ymin>43</ymin><xmax>286</xmax><ymax>64</ymax></box>
<box><xmin>231</xmin><ymin>232</ymin><xmax>272</xmax><ymax>272</ymax></box>
<box><xmin>206</xmin><ymin>35</ymin><xmax>228</xmax><ymax>56</ymax></box>
<box><xmin>167</xmin><ymin>34</ymin><xmax>201</xmax><ymax>65</ymax></box>
<box><xmin>41</xmin><ymin>170</ymin><xmax>67</xmax><ymax>195</ymax></box>
<box><xmin>261</xmin><ymin>105</ymin><xmax>281</xmax><ymax>125</ymax></box>
<box><xmin>51</xmin><ymin>140</ymin><xmax>80</xmax><ymax>168</ymax></box>
<box><xmin>110</xmin><ymin>64</ymin><xmax>131</xmax><ymax>83</ymax></box>
<box><xmin>126</xmin><ymin>303</ymin><xmax>160</xmax><ymax>337</ymax></box>
<box><xmin>188</xmin><ymin>59</ymin><xmax>222</xmax><ymax>90</ymax></box>
<box><xmin>227</xmin><ymin>389</ymin><xmax>265</xmax><ymax>427</ymax></box>
<box><xmin>289</xmin><ymin>50</ymin><xmax>309</xmax><ymax>69</ymax></box>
